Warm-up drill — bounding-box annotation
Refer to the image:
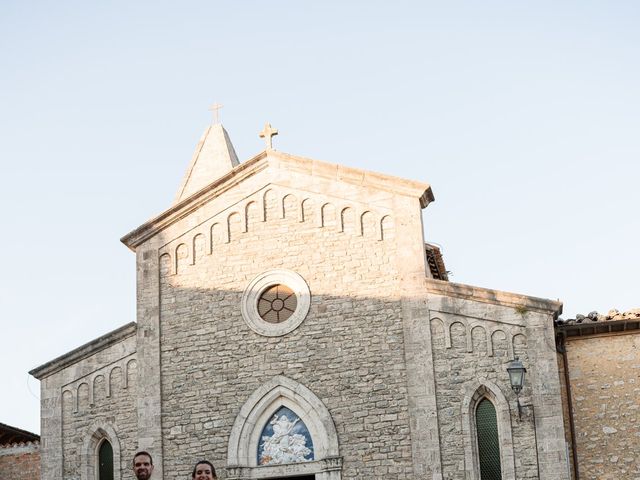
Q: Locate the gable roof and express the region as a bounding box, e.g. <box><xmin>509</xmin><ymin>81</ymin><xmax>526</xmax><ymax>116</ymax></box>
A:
<box><xmin>121</xmin><ymin>149</ymin><xmax>434</xmax><ymax>251</ymax></box>
<box><xmin>29</xmin><ymin>322</ymin><xmax>137</xmax><ymax>380</ymax></box>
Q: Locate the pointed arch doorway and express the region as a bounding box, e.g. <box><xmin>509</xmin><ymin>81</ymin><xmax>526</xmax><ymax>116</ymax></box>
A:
<box><xmin>226</xmin><ymin>376</ymin><xmax>342</xmax><ymax>480</ymax></box>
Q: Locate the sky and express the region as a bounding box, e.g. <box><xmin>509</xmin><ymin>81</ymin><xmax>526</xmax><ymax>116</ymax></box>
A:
<box><xmin>1</xmin><ymin>1</ymin><xmax>638</xmax><ymax>435</ymax></box>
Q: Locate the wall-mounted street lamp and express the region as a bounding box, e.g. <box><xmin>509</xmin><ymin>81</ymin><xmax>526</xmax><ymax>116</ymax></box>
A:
<box><xmin>507</xmin><ymin>357</ymin><xmax>527</xmax><ymax>419</ymax></box>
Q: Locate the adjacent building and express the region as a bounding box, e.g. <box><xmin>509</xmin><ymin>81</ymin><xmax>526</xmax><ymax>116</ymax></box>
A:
<box><xmin>0</xmin><ymin>422</ymin><xmax>40</xmax><ymax>479</ymax></box>
<box><xmin>556</xmin><ymin>309</ymin><xmax>640</xmax><ymax>480</ymax></box>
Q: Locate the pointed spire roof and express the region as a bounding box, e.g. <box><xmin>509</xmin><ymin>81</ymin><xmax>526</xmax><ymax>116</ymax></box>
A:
<box><xmin>174</xmin><ymin>123</ymin><xmax>239</xmax><ymax>203</ymax></box>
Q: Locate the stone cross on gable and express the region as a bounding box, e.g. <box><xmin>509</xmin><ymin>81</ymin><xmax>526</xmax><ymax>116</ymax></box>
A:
<box><xmin>208</xmin><ymin>103</ymin><xmax>223</xmax><ymax>124</ymax></box>
<box><xmin>259</xmin><ymin>122</ymin><xmax>278</xmax><ymax>150</ymax></box>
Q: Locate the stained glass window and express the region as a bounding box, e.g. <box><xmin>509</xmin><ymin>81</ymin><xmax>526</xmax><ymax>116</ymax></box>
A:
<box><xmin>476</xmin><ymin>398</ymin><xmax>502</xmax><ymax>480</ymax></box>
<box><xmin>258</xmin><ymin>406</ymin><xmax>314</xmax><ymax>465</ymax></box>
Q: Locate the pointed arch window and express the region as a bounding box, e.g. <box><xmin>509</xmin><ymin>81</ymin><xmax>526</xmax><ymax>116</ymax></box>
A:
<box><xmin>461</xmin><ymin>381</ymin><xmax>515</xmax><ymax>480</ymax></box>
<box><xmin>98</xmin><ymin>439</ymin><xmax>114</xmax><ymax>480</ymax></box>
<box><xmin>227</xmin><ymin>375</ymin><xmax>342</xmax><ymax>479</ymax></box>
<box><xmin>475</xmin><ymin>398</ymin><xmax>502</xmax><ymax>480</ymax></box>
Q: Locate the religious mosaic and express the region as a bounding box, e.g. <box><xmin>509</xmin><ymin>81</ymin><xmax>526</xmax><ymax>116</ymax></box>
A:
<box><xmin>258</xmin><ymin>406</ymin><xmax>314</xmax><ymax>465</ymax></box>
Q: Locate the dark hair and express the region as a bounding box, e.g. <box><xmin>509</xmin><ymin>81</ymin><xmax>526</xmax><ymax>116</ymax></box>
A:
<box><xmin>133</xmin><ymin>451</ymin><xmax>153</xmax><ymax>466</ymax></box>
<box><xmin>191</xmin><ymin>460</ymin><xmax>216</xmax><ymax>478</ymax></box>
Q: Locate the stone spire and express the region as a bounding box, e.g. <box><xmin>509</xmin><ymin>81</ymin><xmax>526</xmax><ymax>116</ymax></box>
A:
<box><xmin>174</xmin><ymin>119</ymin><xmax>240</xmax><ymax>204</ymax></box>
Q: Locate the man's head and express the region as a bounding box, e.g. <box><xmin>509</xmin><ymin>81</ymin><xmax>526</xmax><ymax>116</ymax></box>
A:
<box><xmin>132</xmin><ymin>451</ymin><xmax>154</xmax><ymax>480</ymax></box>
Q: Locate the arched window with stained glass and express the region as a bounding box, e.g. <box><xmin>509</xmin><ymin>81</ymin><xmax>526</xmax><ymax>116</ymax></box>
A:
<box><xmin>475</xmin><ymin>398</ymin><xmax>502</xmax><ymax>480</ymax></box>
<box><xmin>257</xmin><ymin>406</ymin><xmax>314</xmax><ymax>465</ymax></box>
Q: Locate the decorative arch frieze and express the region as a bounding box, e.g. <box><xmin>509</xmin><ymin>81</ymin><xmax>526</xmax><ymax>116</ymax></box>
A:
<box><xmin>159</xmin><ymin>252</ymin><xmax>173</xmax><ymax>276</ymax></box>
<box><xmin>108</xmin><ymin>366</ymin><xmax>124</xmax><ymax>395</ymax></box>
<box><xmin>471</xmin><ymin>325</ymin><xmax>488</xmax><ymax>355</ymax></box>
<box><xmin>430</xmin><ymin>313</ymin><xmax>528</xmax><ymax>358</ymax></box>
<box><xmin>340</xmin><ymin>206</ymin><xmax>354</xmax><ymax>234</ymax></box>
<box><xmin>77</xmin><ymin>383</ymin><xmax>90</xmax><ymax>413</ymax></box>
<box><xmin>91</xmin><ymin>374</ymin><xmax>106</xmax><ymax>407</ymax></box>
<box><xmin>429</xmin><ymin>317</ymin><xmax>446</xmax><ymax>350</ymax></box>
<box><xmin>192</xmin><ymin>233</ymin><xmax>206</xmax><ymax>264</ymax></box>
<box><xmin>301</xmin><ymin>198</ymin><xmax>313</xmax><ymax>223</ymax></box>
<box><xmin>282</xmin><ymin>193</ymin><xmax>298</xmax><ymax>220</ymax></box>
<box><xmin>62</xmin><ymin>388</ymin><xmax>75</xmax><ymax>414</ymax></box>
<box><xmin>380</xmin><ymin>215</ymin><xmax>394</xmax><ymax>240</ymax></box>
<box><xmin>227</xmin><ymin>375</ymin><xmax>342</xmax><ymax>480</ymax></box>
<box><xmin>491</xmin><ymin>329</ymin><xmax>509</xmax><ymax>358</ymax></box>
<box><xmin>360</xmin><ymin>210</ymin><xmax>375</xmax><ymax>237</ymax></box>
<box><xmin>449</xmin><ymin>321</ymin><xmax>467</xmax><ymax>350</ymax></box>
<box><xmin>125</xmin><ymin>359</ymin><xmax>137</xmax><ymax>389</ymax></box>
<box><xmin>210</xmin><ymin>222</ymin><xmax>223</xmax><ymax>252</ymax></box>
<box><xmin>81</xmin><ymin>422</ymin><xmax>122</xmax><ymax>480</ymax></box>
<box><xmin>320</xmin><ymin>202</ymin><xmax>336</xmax><ymax>228</ymax></box>
<box><xmin>263</xmin><ymin>189</ymin><xmax>277</xmax><ymax>221</ymax></box>
<box><xmin>227</xmin><ymin>212</ymin><xmax>242</xmax><ymax>243</ymax></box>
<box><xmin>158</xmin><ymin>185</ymin><xmax>395</xmax><ymax>277</ymax></box>
<box><xmin>175</xmin><ymin>243</ymin><xmax>189</xmax><ymax>274</ymax></box>
<box><xmin>63</xmin><ymin>354</ymin><xmax>136</xmax><ymax>413</ymax></box>
<box><xmin>461</xmin><ymin>380</ymin><xmax>516</xmax><ymax>480</ymax></box>
<box><xmin>512</xmin><ymin>333</ymin><xmax>528</xmax><ymax>360</ymax></box>
<box><xmin>245</xmin><ymin>201</ymin><xmax>258</xmax><ymax>231</ymax></box>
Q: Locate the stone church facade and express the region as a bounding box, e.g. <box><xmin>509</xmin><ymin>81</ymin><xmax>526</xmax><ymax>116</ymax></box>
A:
<box><xmin>31</xmin><ymin>120</ymin><xmax>571</xmax><ymax>480</ymax></box>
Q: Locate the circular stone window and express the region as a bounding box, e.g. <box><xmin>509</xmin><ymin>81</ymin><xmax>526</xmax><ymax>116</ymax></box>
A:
<box><xmin>241</xmin><ymin>270</ymin><xmax>311</xmax><ymax>336</ymax></box>
<box><xmin>258</xmin><ymin>284</ymin><xmax>298</xmax><ymax>323</ymax></box>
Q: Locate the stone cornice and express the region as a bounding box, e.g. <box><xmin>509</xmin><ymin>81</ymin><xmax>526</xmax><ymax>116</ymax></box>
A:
<box><xmin>121</xmin><ymin>150</ymin><xmax>434</xmax><ymax>251</ymax></box>
<box><xmin>426</xmin><ymin>278</ymin><xmax>563</xmax><ymax>317</ymax></box>
<box><xmin>29</xmin><ymin>322</ymin><xmax>137</xmax><ymax>380</ymax></box>
<box><xmin>269</xmin><ymin>150</ymin><xmax>434</xmax><ymax>208</ymax></box>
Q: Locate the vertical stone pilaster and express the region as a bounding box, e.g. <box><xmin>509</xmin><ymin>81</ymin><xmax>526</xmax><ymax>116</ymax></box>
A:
<box><xmin>527</xmin><ymin>312</ymin><xmax>571</xmax><ymax>480</ymax></box>
<box><xmin>395</xmin><ymin>196</ymin><xmax>443</xmax><ymax>480</ymax></box>
<box><xmin>136</xmin><ymin>245</ymin><xmax>163</xmax><ymax>478</ymax></box>
<box><xmin>39</xmin><ymin>376</ymin><xmax>63</xmax><ymax>480</ymax></box>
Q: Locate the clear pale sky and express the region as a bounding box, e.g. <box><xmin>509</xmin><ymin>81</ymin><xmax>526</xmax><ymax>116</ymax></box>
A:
<box><xmin>1</xmin><ymin>1</ymin><xmax>638</xmax><ymax>434</ymax></box>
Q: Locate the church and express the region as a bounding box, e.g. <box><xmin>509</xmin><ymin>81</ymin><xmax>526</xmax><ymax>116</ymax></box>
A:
<box><xmin>30</xmin><ymin>117</ymin><xmax>572</xmax><ymax>480</ymax></box>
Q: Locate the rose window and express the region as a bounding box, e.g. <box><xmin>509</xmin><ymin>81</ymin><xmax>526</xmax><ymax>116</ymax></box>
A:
<box><xmin>258</xmin><ymin>284</ymin><xmax>298</xmax><ymax>323</ymax></box>
<box><xmin>241</xmin><ymin>270</ymin><xmax>311</xmax><ymax>337</ymax></box>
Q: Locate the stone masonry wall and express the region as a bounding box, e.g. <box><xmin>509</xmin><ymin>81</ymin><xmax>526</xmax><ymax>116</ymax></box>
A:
<box><xmin>61</xmin><ymin>354</ymin><xmax>138</xmax><ymax>479</ymax></box>
<box><xmin>0</xmin><ymin>442</ymin><xmax>40</xmax><ymax>480</ymax></box>
<box><xmin>157</xmin><ymin>185</ymin><xmax>414</xmax><ymax>478</ymax></box>
<box><xmin>430</xmin><ymin>311</ymin><xmax>539</xmax><ymax>480</ymax></box>
<box><xmin>36</xmin><ymin>330</ymin><xmax>139</xmax><ymax>480</ymax></box>
<box><xmin>565</xmin><ymin>332</ymin><xmax>640</xmax><ymax>480</ymax></box>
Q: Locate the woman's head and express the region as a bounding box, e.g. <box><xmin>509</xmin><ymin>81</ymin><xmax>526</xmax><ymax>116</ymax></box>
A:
<box><xmin>191</xmin><ymin>460</ymin><xmax>216</xmax><ymax>479</ymax></box>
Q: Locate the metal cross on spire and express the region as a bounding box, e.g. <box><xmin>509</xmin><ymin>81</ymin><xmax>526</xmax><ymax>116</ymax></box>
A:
<box><xmin>259</xmin><ymin>122</ymin><xmax>278</xmax><ymax>150</ymax></box>
<box><xmin>208</xmin><ymin>102</ymin><xmax>223</xmax><ymax>124</ymax></box>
